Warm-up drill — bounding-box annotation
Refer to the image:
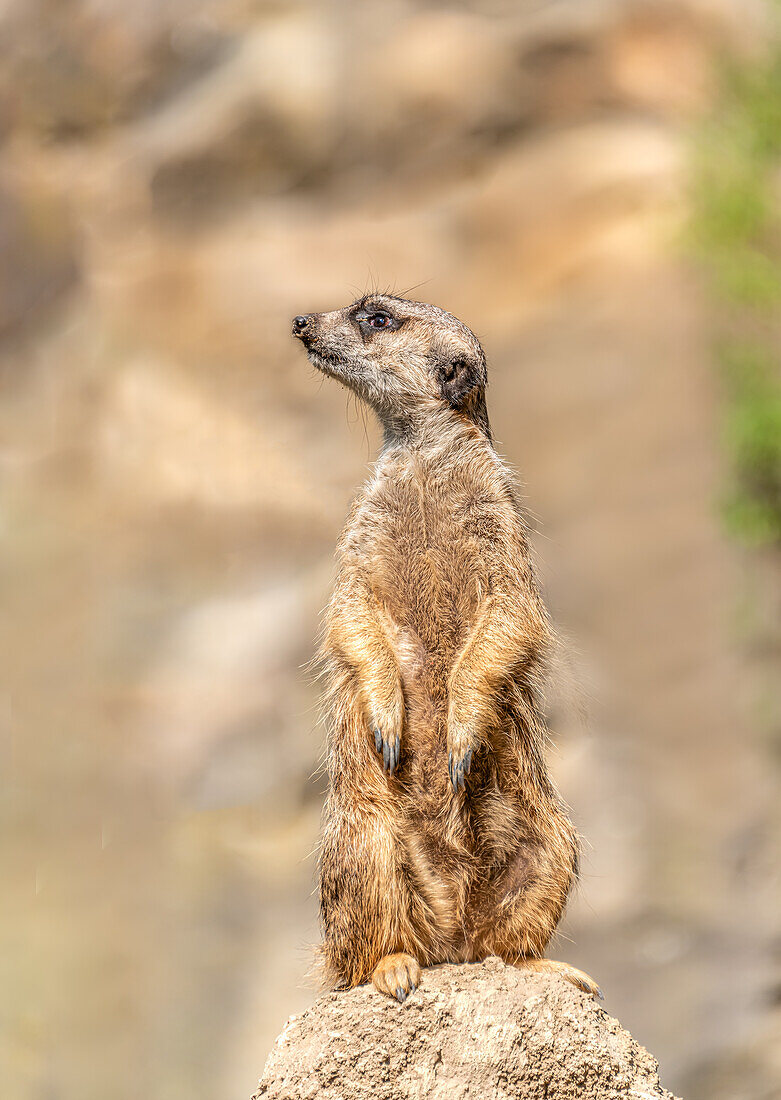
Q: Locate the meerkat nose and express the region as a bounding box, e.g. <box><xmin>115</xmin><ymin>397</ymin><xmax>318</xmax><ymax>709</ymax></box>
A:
<box><xmin>292</xmin><ymin>315</ymin><xmax>310</xmax><ymax>334</ymax></box>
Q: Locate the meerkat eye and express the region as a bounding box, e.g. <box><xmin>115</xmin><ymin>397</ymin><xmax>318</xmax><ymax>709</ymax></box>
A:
<box><xmin>354</xmin><ymin>307</ymin><xmax>402</xmax><ymax>331</ymax></box>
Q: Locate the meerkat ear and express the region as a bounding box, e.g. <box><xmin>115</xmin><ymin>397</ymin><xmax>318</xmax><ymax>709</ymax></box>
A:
<box><xmin>438</xmin><ymin>356</ymin><xmax>482</xmax><ymax>408</ymax></box>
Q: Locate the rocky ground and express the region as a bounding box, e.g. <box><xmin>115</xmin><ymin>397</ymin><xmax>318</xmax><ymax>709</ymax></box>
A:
<box><xmin>256</xmin><ymin>958</ymin><xmax>680</xmax><ymax>1100</ymax></box>
<box><xmin>1</xmin><ymin>2</ymin><xmax>779</xmax><ymax>1099</ymax></box>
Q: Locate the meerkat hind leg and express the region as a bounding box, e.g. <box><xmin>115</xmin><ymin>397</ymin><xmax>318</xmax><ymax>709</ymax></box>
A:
<box><xmin>516</xmin><ymin>957</ymin><xmax>603</xmax><ymax>1000</ymax></box>
<box><xmin>372</xmin><ymin>953</ymin><xmax>422</xmax><ymax>1004</ymax></box>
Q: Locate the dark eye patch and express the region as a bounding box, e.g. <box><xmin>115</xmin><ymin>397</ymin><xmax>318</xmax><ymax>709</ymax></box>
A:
<box><xmin>354</xmin><ymin>307</ymin><xmax>402</xmax><ymax>332</ymax></box>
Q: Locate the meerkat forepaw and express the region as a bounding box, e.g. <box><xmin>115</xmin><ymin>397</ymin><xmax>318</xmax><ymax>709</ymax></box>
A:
<box><xmin>448</xmin><ymin>747</ymin><xmax>473</xmax><ymax>791</ymax></box>
<box><xmin>447</xmin><ymin>720</ymin><xmax>477</xmax><ymax>791</ymax></box>
<box><xmin>372</xmin><ymin>726</ymin><xmax>401</xmax><ymax>775</ymax></box>
<box><xmin>368</xmin><ymin>687</ymin><xmax>404</xmax><ymax>776</ymax></box>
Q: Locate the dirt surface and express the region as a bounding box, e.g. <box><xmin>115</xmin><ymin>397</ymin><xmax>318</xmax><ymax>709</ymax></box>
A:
<box><xmin>254</xmin><ymin>957</ymin><xmax>679</xmax><ymax>1100</ymax></box>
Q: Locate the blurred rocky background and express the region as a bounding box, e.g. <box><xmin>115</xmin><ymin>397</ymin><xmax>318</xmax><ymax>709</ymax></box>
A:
<box><xmin>1</xmin><ymin>1</ymin><xmax>780</xmax><ymax>1098</ymax></box>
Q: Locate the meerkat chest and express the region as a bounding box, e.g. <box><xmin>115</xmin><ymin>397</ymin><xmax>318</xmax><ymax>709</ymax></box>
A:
<box><xmin>350</xmin><ymin>458</ymin><xmax>510</xmax><ymax>650</ymax></box>
<box><xmin>373</xmin><ymin>456</ymin><xmax>506</xmax><ymax>557</ymax></box>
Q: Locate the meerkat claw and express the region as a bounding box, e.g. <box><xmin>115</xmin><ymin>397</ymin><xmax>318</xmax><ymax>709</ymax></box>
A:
<box><xmin>375</xmin><ymin>729</ymin><xmax>400</xmax><ymax>775</ymax></box>
<box><xmin>372</xmin><ymin>953</ymin><xmax>421</xmax><ymax>1002</ymax></box>
<box><xmin>449</xmin><ymin>748</ymin><xmax>474</xmax><ymax>791</ymax></box>
<box><xmin>449</xmin><ymin>755</ymin><xmax>464</xmax><ymax>791</ymax></box>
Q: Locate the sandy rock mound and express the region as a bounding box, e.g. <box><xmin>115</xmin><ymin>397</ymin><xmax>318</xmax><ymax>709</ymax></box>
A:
<box><xmin>254</xmin><ymin>957</ymin><xmax>680</xmax><ymax>1100</ymax></box>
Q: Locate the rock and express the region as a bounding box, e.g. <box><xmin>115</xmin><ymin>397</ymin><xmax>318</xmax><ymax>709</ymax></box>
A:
<box><xmin>0</xmin><ymin>0</ymin><xmax>230</xmax><ymax>139</ymax></box>
<box><xmin>94</xmin><ymin>354</ymin><xmax>333</xmax><ymax>518</ymax></box>
<box><xmin>140</xmin><ymin>13</ymin><xmax>340</xmax><ymax>219</ymax></box>
<box><xmin>349</xmin><ymin>10</ymin><xmax>520</xmax><ymax>160</ymax></box>
<box><xmin>254</xmin><ymin>957</ymin><xmax>680</xmax><ymax>1100</ymax></box>
<box><xmin>0</xmin><ymin>179</ymin><xmax>78</xmax><ymax>338</ymax></box>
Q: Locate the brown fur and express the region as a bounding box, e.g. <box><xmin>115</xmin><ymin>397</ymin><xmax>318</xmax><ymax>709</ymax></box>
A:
<box><xmin>292</xmin><ymin>294</ymin><xmax>596</xmax><ymax>1002</ymax></box>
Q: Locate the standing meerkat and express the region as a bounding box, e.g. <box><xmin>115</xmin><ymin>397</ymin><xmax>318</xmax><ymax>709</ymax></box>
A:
<box><xmin>292</xmin><ymin>294</ymin><xmax>600</xmax><ymax>1004</ymax></box>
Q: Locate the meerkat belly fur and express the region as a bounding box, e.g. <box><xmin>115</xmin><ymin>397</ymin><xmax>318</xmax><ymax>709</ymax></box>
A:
<box><xmin>292</xmin><ymin>294</ymin><xmax>600</xmax><ymax>1003</ymax></box>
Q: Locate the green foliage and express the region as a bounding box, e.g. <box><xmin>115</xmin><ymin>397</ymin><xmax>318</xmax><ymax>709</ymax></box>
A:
<box><xmin>723</xmin><ymin>393</ymin><xmax>781</xmax><ymax>542</ymax></box>
<box><xmin>690</xmin><ymin>15</ymin><xmax>781</xmax><ymax>545</ymax></box>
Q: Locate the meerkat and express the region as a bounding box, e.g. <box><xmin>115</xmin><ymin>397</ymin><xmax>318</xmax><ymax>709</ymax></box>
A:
<box><xmin>292</xmin><ymin>294</ymin><xmax>600</xmax><ymax>1004</ymax></box>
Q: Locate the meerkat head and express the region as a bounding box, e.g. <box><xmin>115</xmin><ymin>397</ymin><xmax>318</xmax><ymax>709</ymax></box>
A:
<box><xmin>292</xmin><ymin>294</ymin><xmax>490</xmax><ymax>440</ymax></box>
